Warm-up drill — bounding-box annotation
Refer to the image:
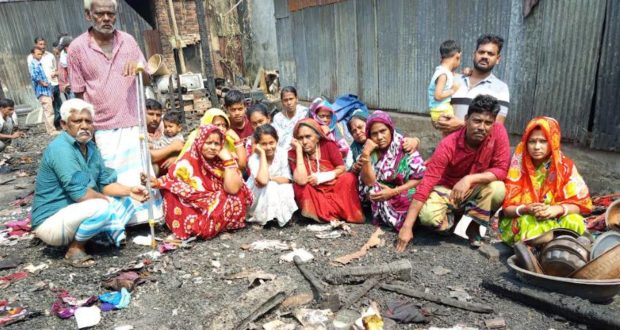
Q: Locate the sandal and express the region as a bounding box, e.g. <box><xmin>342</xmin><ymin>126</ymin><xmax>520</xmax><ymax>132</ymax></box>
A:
<box><xmin>64</xmin><ymin>252</ymin><xmax>96</xmax><ymax>268</ymax></box>
<box><xmin>466</xmin><ymin>224</ymin><xmax>483</xmax><ymax>248</ymax></box>
<box><xmin>435</xmin><ymin>213</ymin><xmax>454</xmax><ymax>236</ymax></box>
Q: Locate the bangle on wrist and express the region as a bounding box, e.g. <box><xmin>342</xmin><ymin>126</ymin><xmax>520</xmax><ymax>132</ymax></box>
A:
<box><xmin>515</xmin><ymin>205</ymin><xmax>525</xmax><ymax>217</ymax></box>
<box><xmin>223</xmin><ymin>159</ymin><xmax>237</xmax><ymax>168</ymax></box>
<box><xmin>560</xmin><ymin>204</ymin><xmax>569</xmax><ymax>217</ymax></box>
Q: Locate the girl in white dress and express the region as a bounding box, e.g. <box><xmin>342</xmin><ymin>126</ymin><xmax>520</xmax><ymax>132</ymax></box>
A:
<box><xmin>246</xmin><ymin>124</ymin><xmax>298</xmax><ymax>226</ymax></box>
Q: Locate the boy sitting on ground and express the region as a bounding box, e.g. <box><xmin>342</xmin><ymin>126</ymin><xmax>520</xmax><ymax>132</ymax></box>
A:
<box><xmin>0</xmin><ymin>98</ymin><xmax>25</xmax><ymax>152</ymax></box>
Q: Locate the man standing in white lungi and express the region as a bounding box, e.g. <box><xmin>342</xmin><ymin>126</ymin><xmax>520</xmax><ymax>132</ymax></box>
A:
<box><xmin>69</xmin><ymin>0</ymin><xmax>162</xmax><ymax>223</ymax></box>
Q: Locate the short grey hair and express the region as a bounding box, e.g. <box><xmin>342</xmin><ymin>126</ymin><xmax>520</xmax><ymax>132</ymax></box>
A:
<box><xmin>84</xmin><ymin>0</ymin><xmax>118</xmax><ymax>10</ymax></box>
<box><xmin>60</xmin><ymin>99</ymin><xmax>95</xmax><ymax>121</ymax></box>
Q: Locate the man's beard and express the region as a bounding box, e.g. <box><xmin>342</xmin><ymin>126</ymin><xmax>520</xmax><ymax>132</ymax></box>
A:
<box><xmin>473</xmin><ymin>61</ymin><xmax>494</xmax><ymax>73</ymax></box>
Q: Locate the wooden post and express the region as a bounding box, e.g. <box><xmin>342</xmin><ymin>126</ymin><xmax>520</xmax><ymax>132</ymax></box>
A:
<box><xmin>381</xmin><ymin>282</ymin><xmax>494</xmax><ymax>314</ymax></box>
<box><xmin>195</xmin><ymin>0</ymin><xmax>220</xmax><ymax>108</ymax></box>
<box><xmin>167</xmin><ymin>0</ymin><xmax>186</xmax><ymax>73</ymax></box>
<box><xmin>175</xmin><ymin>73</ymin><xmax>185</xmax><ymax>123</ymax></box>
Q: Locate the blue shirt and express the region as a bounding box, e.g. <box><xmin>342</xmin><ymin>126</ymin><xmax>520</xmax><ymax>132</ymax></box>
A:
<box><xmin>29</xmin><ymin>60</ymin><xmax>52</xmax><ymax>98</ymax></box>
<box><xmin>31</xmin><ymin>132</ymin><xmax>117</xmax><ymax>228</ymax></box>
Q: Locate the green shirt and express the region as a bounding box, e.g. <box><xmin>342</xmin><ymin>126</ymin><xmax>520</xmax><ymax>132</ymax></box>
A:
<box><xmin>31</xmin><ymin>132</ymin><xmax>117</xmax><ymax>228</ymax></box>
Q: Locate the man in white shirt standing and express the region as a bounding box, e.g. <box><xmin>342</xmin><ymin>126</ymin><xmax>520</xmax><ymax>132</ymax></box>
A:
<box><xmin>435</xmin><ymin>34</ymin><xmax>510</xmax><ymax>135</ymax></box>
<box><xmin>272</xmin><ymin>86</ymin><xmax>308</xmax><ymax>149</ymax></box>
<box><xmin>27</xmin><ymin>37</ymin><xmax>61</xmax><ymax>130</ymax></box>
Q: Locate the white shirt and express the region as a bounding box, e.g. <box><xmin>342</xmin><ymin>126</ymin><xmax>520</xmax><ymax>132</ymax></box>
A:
<box><xmin>27</xmin><ymin>51</ymin><xmax>58</xmax><ymax>86</ymax></box>
<box><xmin>0</xmin><ymin>112</ymin><xmax>18</xmax><ymax>131</ymax></box>
<box><xmin>272</xmin><ymin>104</ymin><xmax>308</xmax><ymax>149</ymax></box>
<box><xmin>247</xmin><ymin>147</ymin><xmax>293</xmax><ymax>183</ymax></box>
<box><xmin>451</xmin><ymin>73</ymin><xmax>510</xmax><ymax>119</ymax></box>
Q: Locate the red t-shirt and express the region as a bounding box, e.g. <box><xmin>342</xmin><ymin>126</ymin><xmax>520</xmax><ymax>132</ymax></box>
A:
<box><xmin>232</xmin><ymin>117</ymin><xmax>254</xmax><ymax>142</ymax></box>
<box><xmin>413</xmin><ymin>123</ymin><xmax>511</xmax><ymax>202</ymax></box>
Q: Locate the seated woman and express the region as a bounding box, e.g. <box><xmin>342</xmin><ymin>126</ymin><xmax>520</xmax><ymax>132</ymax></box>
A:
<box><xmin>246</xmin><ymin>124</ymin><xmax>297</xmax><ymax>226</ymax></box>
<box><xmin>180</xmin><ymin>108</ymin><xmax>247</xmax><ymax>170</ymax></box>
<box><xmin>348</xmin><ymin>109</ymin><xmax>421</xmax><ymax>174</ymax></box>
<box><xmin>153</xmin><ymin>125</ymin><xmax>253</xmax><ymax>240</ymax></box>
<box><xmin>308</xmin><ymin>98</ymin><xmax>353</xmax><ymax>167</ymax></box>
<box><xmin>347</xmin><ymin>109</ymin><xmax>368</xmax><ymax>173</ymax></box>
<box><xmin>359</xmin><ymin>111</ymin><xmax>426</xmax><ymax>230</ymax></box>
<box><xmin>499</xmin><ymin>117</ymin><xmax>592</xmax><ymax>245</ymax></box>
<box><xmin>289</xmin><ymin>118</ymin><xmax>364</xmax><ymax>223</ymax></box>
<box><xmin>246</xmin><ymin>103</ymin><xmax>272</xmax><ymax>153</ymax></box>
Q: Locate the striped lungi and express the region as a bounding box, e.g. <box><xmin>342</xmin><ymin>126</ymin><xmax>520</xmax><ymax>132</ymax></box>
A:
<box><xmin>95</xmin><ymin>126</ymin><xmax>163</xmax><ymax>225</ymax></box>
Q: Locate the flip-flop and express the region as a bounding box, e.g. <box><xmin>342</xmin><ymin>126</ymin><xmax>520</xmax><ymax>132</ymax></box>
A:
<box><xmin>434</xmin><ymin>213</ymin><xmax>454</xmax><ymax>236</ymax></box>
<box><xmin>64</xmin><ymin>252</ymin><xmax>96</xmax><ymax>268</ymax></box>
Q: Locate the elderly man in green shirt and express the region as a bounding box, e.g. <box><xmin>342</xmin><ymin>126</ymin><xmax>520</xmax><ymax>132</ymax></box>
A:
<box><xmin>31</xmin><ymin>98</ymin><xmax>148</xmax><ymax>268</ymax></box>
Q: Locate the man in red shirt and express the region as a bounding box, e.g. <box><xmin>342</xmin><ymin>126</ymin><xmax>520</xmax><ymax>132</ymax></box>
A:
<box><xmin>396</xmin><ymin>95</ymin><xmax>510</xmax><ymax>252</ymax></box>
<box><xmin>224</xmin><ymin>90</ymin><xmax>253</xmax><ymax>142</ymax></box>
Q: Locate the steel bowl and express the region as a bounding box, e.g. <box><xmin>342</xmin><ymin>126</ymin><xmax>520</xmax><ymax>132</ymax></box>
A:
<box><xmin>542</xmin><ymin>236</ymin><xmax>590</xmax><ymax>262</ymax></box>
<box><xmin>591</xmin><ymin>231</ymin><xmax>620</xmax><ymax>259</ymax></box>
<box><xmin>540</xmin><ymin>248</ymin><xmax>586</xmax><ymax>277</ymax></box>
<box><xmin>507</xmin><ymin>256</ymin><xmax>620</xmax><ymax>304</ymax></box>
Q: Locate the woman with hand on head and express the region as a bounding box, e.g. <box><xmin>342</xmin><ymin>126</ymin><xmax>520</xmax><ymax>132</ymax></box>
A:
<box><xmin>358</xmin><ymin>111</ymin><xmax>426</xmax><ymax>230</ymax></box>
<box><xmin>347</xmin><ymin>109</ymin><xmax>421</xmax><ymax>175</ymax></box>
<box><xmin>499</xmin><ymin>117</ymin><xmax>592</xmax><ymax>245</ymax></box>
<box><xmin>151</xmin><ymin>125</ymin><xmax>253</xmax><ymax>239</ymax></box>
<box><xmin>288</xmin><ymin>118</ymin><xmax>363</xmax><ymax>223</ymax></box>
<box><xmin>246</xmin><ymin>124</ymin><xmax>297</xmax><ymax>226</ymax></box>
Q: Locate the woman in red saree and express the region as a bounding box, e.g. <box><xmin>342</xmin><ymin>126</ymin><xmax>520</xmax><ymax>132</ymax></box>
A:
<box><xmin>154</xmin><ymin>125</ymin><xmax>253</xmax><ymax>239</ymax></box>
<box><xmin>288</xmin><ymin>118</ymin><xmax>363</xmax><ymax>223</ymax></box>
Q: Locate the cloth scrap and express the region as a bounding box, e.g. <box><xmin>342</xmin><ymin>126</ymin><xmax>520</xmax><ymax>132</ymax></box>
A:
<box><xmin>0</xmin><ymin>271</ymin><xmax>28</xmax><ymax>289</ymax></box>
<box><xmin>50</xmin><ymin>290</ymin><xmax>98</xmax><ymax>319</ymax></box>
<box><xmin>98</xmin><ymin>288</ymin><xmax>131</xmax><ymax>309</ymax></box>
<box><xmin>102</xmin><ymin>271</ymin><xmax>149</xmax><ymax>292</ymax></box>
<box><xmin>385</xmin><ymin>300</ymin><xmax>430</xmax><ymax>324</ymax></box>
<box><xmin>0</xmin><ymin>300</ymin><xmax>29</xmax><ymax>327</ymax></box>
<box><xmin>4</xmin><ymin>217</ymin><xmax>31</xmax><ymax>237</ymax></box>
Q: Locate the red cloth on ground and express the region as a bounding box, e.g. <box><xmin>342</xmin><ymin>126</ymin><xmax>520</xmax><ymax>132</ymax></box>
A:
<box><xmin>413</xmin><ymin>122</ymin><xmax>511</xmax><ymax>202</ymax></box>
<box><xmin>288</xmin><ymin>138</ymin><xmax>363</xmax><ymax>223</ymax></box>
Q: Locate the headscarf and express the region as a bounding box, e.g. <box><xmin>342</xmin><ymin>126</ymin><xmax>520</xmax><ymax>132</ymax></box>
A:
<box><xmin>308</xmin><ymin>98</ymin><xmax>350</xmax><ymax>157</ymax></box>
<box><xmin>180</xmin><ymin>108</ymin><xmax>235</xmax><ymax>157</ymax></box>
<box><xmin>161</xmin><ymin>125</ymin><xmax>227</xmax><ymax>193</ymax></box>
<box><xmin>308</xmin><ymin>98</ymin><xmax>337</xmax><ymax>133</ymax></box>
<box><xmin>347</xmin><ymin>109</ymin><xmax>368</xmax><ymax>161</ymax></box>
<box><xmin>503</xmin><ymin>117</ymin><xmax>592</xmax><ymax>213</ymax></box>
<box><xmin>365</xmin><ymin>111</ymin><xmax>424</xmax><ymax>184</ymax></box>
<box><xmin>365</xmin><ymin>110</ymin><xmax>394</xmax><ymax>139</ymax></box>
<box><xmin>293</xmin><ymin>118</ymin><xmax>329</xmax><ymax>141</ymax></box>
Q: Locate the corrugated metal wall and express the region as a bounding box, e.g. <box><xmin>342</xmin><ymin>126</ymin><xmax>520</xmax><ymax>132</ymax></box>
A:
<box><xmin>0</xmin><ymin>0</ymin><xmax>152</xmax><ymax>107</ymax></box>
<box><xmin>592</xmin><ymin>0</ymin><xmax>620</xmax><ymax>151</ymax></box>
<box><xmin>274</xmin><ymin>0</ymin><xmax>619</xmax><ymax>151</ymax></box>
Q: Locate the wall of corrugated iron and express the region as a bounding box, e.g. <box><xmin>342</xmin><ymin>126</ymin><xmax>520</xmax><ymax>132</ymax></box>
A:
<box><xmin>592</xmin><ymin>0</ymin><xmax>620</xmax><ymax>151</ymax></box>
<box><xmin>0</xmin><ymin>0</ymin><xmax>152</xmax><ymax>107</ymax></box>
<box><xmin>274</xmin><ymin>0</ymin><xmax>619</xmax><ymax>150</ymax></box>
